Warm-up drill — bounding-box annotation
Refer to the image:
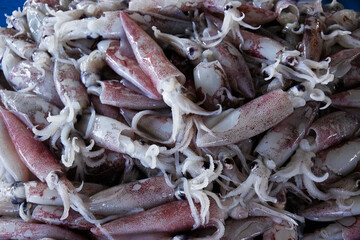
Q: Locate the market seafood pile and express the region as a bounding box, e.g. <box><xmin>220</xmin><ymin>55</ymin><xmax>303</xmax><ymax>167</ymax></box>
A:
<box><xmin>0</xmin><ymin>0</ymin><xmax>360</xmax><ymax>239</ymax></box>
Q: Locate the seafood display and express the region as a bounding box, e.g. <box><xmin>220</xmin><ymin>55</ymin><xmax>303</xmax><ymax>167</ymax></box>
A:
<box><xmin>0</xmin><ymin>0</ymin><xmax>360</xmax><ymax>239</ymax></box>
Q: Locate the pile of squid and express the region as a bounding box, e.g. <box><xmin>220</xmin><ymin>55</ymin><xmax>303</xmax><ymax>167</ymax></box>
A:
<box><xmin>0</xmin><ymin>0</ymin><xmax>360</xmax><ymax>239</ymax></box>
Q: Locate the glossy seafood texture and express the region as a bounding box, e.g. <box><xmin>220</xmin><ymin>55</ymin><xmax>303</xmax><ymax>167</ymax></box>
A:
<box><xmin>1</xmin><ymin>0</ymin><xmax>360</xmax><ymax>239</ymax></box>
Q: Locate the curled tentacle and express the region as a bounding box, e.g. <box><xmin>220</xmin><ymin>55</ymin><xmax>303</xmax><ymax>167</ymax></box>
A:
<box><xmin>33</xmin><ymin>95</ymin><xmax>82</xmax><ymax>167</ymax></box>
<box><xmin>270</xmin><ymin>148</ymin><xmax>329</xmax><ymax>200</ymax></box>
<box><xmin>201</xmin><ymin>1</ymin><xmax>260</xmax><ymax>48</ymax></box>
<box><xmin>271</xmin><ymin>149</ymin><xmax>328</xmax><ymax>183</ymax></box>
<box><xmin>224</xmin><ymin>159</ymin><xmax>276</xmax><ymax>204</ymax></box>
<box><xmin>288</xmin><ymin>82</ymin><xmax>332</xmax><ymax>109</ymax></box>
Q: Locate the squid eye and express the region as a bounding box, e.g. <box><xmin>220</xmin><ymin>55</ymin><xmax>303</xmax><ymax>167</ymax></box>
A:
<box><xmin>286</xmin><ymin>56</ymin><xmax>298</xmax><ymax>66</ymax></box>
<box><xmin>188</xmin><ymin>47</ymin><xmax>195</xmax><ymax>56</ymax></box>
<box><xmin>296</xmin><ymin>84</ymin><xmax>306</xmax><ymax>92</ymax></box>
<box><xmin>175</xmin><ymin>187</ymin><xmax>186</xmax><ymax>200</ymax></box>
<box><xmin>223</xmin><ymin>157</ymin><xmax>233</xmax><ymax>165</ymax></box>
<box><xmin>250</xmin><ymin>161</ymin><xmax>258</xmax><ymax>171</ymax></box>
<box><xmin>181</xmin><ymin>86</ymin><xmax>188</xmax><ymax>94</ymax></box>
<box><xmin>224</xmin><ymin>4</ymin><xmax>232</xmax><ymax>11</ymax></box>
<box><xmin>262</xmin><ymin>70</ymin><xmax>269</xmax><ymax>78</ymax></box>
<box><xmin>222</xmin><ymin>157</ymin><xmax>234</xmax><ymax>170</ymax></box>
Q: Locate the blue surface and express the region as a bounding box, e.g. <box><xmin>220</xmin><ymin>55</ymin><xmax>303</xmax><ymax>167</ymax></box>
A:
<box><xmin>0</xmin><ymin>0</ymin><xmax>359</xmax><ymax>27</ymax></box>
<box><xmin>0</xmin><ymin>0</ymin><xmax>26</xmax><ymax>27</ymax></box>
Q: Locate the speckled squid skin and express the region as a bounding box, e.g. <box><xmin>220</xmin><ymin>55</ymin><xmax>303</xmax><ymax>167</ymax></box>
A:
<box><xmin>210</xmin><ymin>41</ymin><xmax>255</xmax><ymax>98</ymax></box>
<box><xmin>307</xmin><ymin>111</ymin><xmax>360</xmax><ymax>153</ymax></box>
<box><xmin>0</xmin><ymin>28</ymin><xmax>37</xmax><ymax>60</ymax></box>
<box><xmin>331</xmin><ymin>88</ymin><xmax>360</xmax><ymax>109</ymax></box>
<box><xmin>302</xmin><ymin>195</ymin><xmax>360</xmax><ymax>222</ymax></box>
<box><xmin>196</xmin><ymin>89</ymin><xmax>294</xmax><ymax>147</ymax></box>
<box><xmin>90</xmin><ymin>199</ymin><xmax>225</xmax><ymax>236</ymax></box>
<box><xmin>255</xmin><ymin>101</ymin><xmax>319</xmax><ymax>168</ymax></box>
<box><xmin>222</xmin><ymin>217</ymin><xmax>273</xmax><ymax>240</ymax></box>
<box><xmin>104</xmin><ymin>40</ymin><xmax>162</xmax><ymax>100</ymax></box>
<box><xmin>23</xmin><ymin>181</ymin><xmax>105</xmax><ymax>206</ymax></box>
<box><xmin>32</xmin><ymin>205</ymin><xmax>94</xmax><ymax>230</ymax></box>
<box><xmin>0</xmin><ymin>108</ymin><xmax>30</xmax><ymax>182</ymax></box>
<box><xmin>90</xmin><ymin>95</ymin><xmax>126</xmax><ymax>124</ymax></box>
<box><xmin>125</xmin><ymin>10</ymin><xmax>193</xmax><ymax>35</ymax></box>
<box><xmin>239</xmin><ymin>29</ymin><xmax>285</xmax><ymax>61</ymax></box>
<box><xmin>120</xmin><ymin>11</ymin><xmax>186</xmax><ymax>92</ymax></box>
<box><xmin>98</xmin><ymin>80</ymin><xmax>167</xmax><ymax>110</ymax></box>
<box><xmin>329</xmin><ymin>48</ymin><xmax>360</xmax><ymax>78</ymax></box>
<box><xmin>313</xmin><ymin>138</ymin><xmax>360</xmax><ymax>183</ymax></box>
<box><xmin>0</xmin><ymin>219</ymin><xmax>87</xmax><ymax>240</ymax></box>
<box><xmin>300</xmin><ymin>15</ymin><xmax>323</xmax><ymax>61</ymax></box>
<box><xmin>0</xmin><ymin>90</ymin><xmax>61</xmax><ymax>129</ymax></box>
<box><xmin>54</xmin><ymin>60</ymin><xmax>89</xmax><ymax>108</ymax></box>
<box><xmin>8</xmin><ymin>60</ymin><xmax>63</xmax><ymax>107</ymax></box>
<box><xmin>121</xmin><ymin>108</ymin><xmax>173</xmax><ymax>141</ymax></box>
<box><xmin>0</xmin><ymin>107</ymin><xmax>63</xmax><ymax>182</ymax></box>
<box><xmin>88</xmin><ymin>176</ymin><xmax>175</xmax><ymax>216</ymax></box>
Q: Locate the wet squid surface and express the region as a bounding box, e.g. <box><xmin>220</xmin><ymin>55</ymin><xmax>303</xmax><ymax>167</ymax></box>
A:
<box><xmin>0</xmin><ymin>0</ymin><xmax>360</xmax><ymax>239</ymax></box>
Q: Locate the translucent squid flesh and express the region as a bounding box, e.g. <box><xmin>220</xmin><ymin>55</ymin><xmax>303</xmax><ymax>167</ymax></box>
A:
<box><xmin>121</xmin><ymin>108</ymin><xmax>172</xmax><ymax>142</ymax></box>
<box><xmin>32</xmin><ymin>60</ymin><xmax>90</xmax><ymax>167</ymax></box>
<box><xmin>331</xmin><ymin>87</ymin><xmax>360</xmax><ymax>109</ymax></box>
<box><xmin>263</xmin><ymin>220</ymin><xmax>298</xmax><ymax>240</ymax></box>
<box><xmin>88</xmin><ymin>80</ymin><xmax>167</xmax><ymax>110</ymax></box>
<box><xmin>209</xmin><ymin>41</ymin><xmax>255</xmax><ymax>98</ymax></box>
<box><xmin>196</xmin><ymin>89</ymin><xmax>294</xmax><ymax>147</ymax></box>
<box><xmin>22</xmin><ymin>181</ymin><xmax>106</xmax><ymax>206</ymax></box>
<box><xmin>0</xmin><ymin>89</ymin><xmax>60</xmax><ymax>129</ymax></box>
<box><xmin>0</xmin><ymin>202</ymin><xmax>19</xmax><ymax>216</ymax></box>
<box><xmin>100</xmin><ymin>39</ymin><xmax>161</xmax><ymax>100</ymax></box>
<box><xmin>193</xmin><ymin>60</ymin><xmax>232</xmax><ymax>110</ymax></box>
<box><xmin>31</xmin><ymin>205</ymin><xmax>95</xmax><ymax>230</ymax></box>
<box><xmin>0</xmin><ymin>108</ymin><xmax>30</xmax><ymax>182</ymax></box>
<box><xmin>0</xmin><ymin>218</ymin><xmax>87</xmax><ymax>240</ymax></box>
<box><xmin>275</xmin><ymin>0</ymin><xmax>300</xmax><ymax>27</ymax></box>
<box><xmin>125</xmin><ymin>10</ymin><xmax>193</xmax><ymax>35</ymax></box>
<box><xmin>303</xmin><ymin>216</ymin><xmax>360</xmax><ymax>240</ymax></box>
<box><xmin>2</xmin><ymin>0</ymin><xmax>360</xmax><ymax>238</ymax></box>
<box><xmin>90</xmin><ymin>95</ymin><xmax>126</xmax><ymax>124</ymax></box>
<box><xmin>77</xmin><ymin>113</ymin><xmax>169</xmax><ymax>171</ymax></box>
<box><xmin>329</xmin><ymin>48</ymin><xmax>360</xmax><ymax>79</ymax></box>
<box><xmin>120</xmin><ymin>11</ymin><xmax>220</xmax><ymax>143</ymax></box>
<box><xmin>300</xmin><ymin>111</ymin><xmax>360</xmax><ymax>153</ymax></box>
<box><xmin>90</xmin><ymin>199</ymin><xmax>225</xmax><ymax>237</ymax></box>
<box><xmin>0</xmin><ymin>107</ymin><xmax>100</xmax><ymax>223</ymax></box>
<box><xmin>255</xmin><ymin>101</ymin><xmax>319</xmax><ymax>168</ymax></box>
<box><xmin>313</xmin><ymin>138</ymin><xmax>360</xmax><ymax>183</ymax></box>
<box><xmin>0</xmin><ymin>28</ymin><xmax>37</xmax><ymax>60</ymax></box>
<box><xmin>88</xmin><ymin>176</ymin><xmax>175</xmax><ymax>216</ymax></box>
<box><xmin>302</xmin><ymin>196</ymin><xmax>360</xmax><ymax>222</ymax></box>
<box><xmin>239</xmin><ymin>29</ymin><xmax>286</xmax><ymax>61</ymax></box>
<box><xmin>299</xmin><ymin>15</ymin><xmax>323</xmax><ymax>61</ymax></box>
<box><xmin>5</xmin><ymin>53</ymin><xmax>63</xmax><ymax>107</ymax></box>
<box><xmin>222</xmin><ymin>217</ymin><xmax>273</xmax><ymax>240</ymax></box>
